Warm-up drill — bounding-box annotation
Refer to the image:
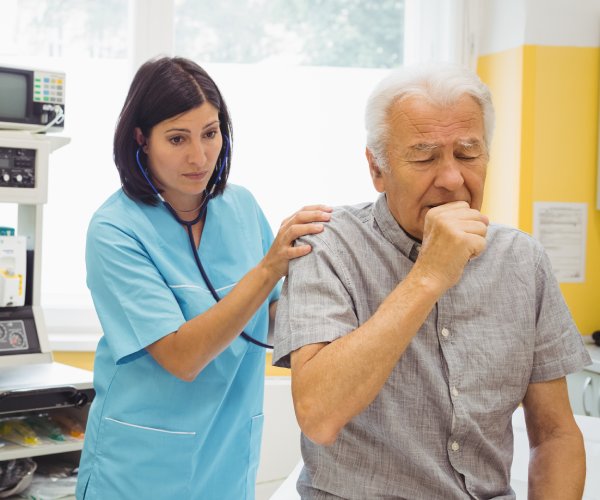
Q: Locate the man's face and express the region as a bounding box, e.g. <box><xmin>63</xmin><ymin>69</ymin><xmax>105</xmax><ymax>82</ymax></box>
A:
<box><xmin>368</xmin><ymin>94</ymin><xmax>488</xmax><ymax>241</ymax></box>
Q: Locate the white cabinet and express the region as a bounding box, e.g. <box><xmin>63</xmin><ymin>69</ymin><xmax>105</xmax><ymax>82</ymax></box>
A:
<box><xmin>567</xmin><ymin>344</ymin><xmax>600</xmax><ymax>417</ymax></box>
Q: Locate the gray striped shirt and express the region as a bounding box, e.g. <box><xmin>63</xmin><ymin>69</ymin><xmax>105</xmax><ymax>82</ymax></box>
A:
<box><xmin>273</xmin><ymin>194</ymin><xmax>591</xmax><ymax>500</ymax></box>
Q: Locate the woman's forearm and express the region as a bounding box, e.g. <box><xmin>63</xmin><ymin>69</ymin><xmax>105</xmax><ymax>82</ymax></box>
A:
<box><xmin>147</xmin><ymin>262</ymin><xmax>279</xmax><ymax>380</ymax></box>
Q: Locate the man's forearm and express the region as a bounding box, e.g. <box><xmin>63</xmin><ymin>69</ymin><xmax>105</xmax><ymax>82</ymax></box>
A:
<box><xmin>291</xmin><ymin>204</ymin><xmax>489</xmax><ymax>445</ymax></box>
<box><xmin>291</xmin><ymin>267</ymin><xmax>443</xmax><ymax>445</ymax></box>
<box><xmin>528</xmin><ymin>433</ymin><xmax>585</xmax><ymax>500</ymax></box>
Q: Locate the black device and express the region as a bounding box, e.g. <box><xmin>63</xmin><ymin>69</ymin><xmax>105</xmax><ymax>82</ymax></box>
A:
<box><xmin>0</xmin><ymin>65</ymin><xmax>65</xmax><ymax>132</ymax></box>
<box><xmin>0</xmin><ymin>146</ymin><xmax>36</xmax><ymax>188</ymax></box>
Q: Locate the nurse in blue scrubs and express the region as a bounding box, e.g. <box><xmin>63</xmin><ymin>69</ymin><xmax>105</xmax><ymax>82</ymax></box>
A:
<box><xmin>75</xmin><ymin>56</ymin><xmax>331</xmax><ymax>499</ymax></box>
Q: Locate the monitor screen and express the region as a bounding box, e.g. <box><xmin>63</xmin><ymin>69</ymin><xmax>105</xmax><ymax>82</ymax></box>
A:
<box><xmin>0</xmin><ymin>73</ymin><xmax>27</xmax><ymax>119</ymax></box>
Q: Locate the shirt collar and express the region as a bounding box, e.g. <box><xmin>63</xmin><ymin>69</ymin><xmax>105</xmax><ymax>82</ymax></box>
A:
<box><xmin>373</xmin><ymin>194</ymin><xmax>421</xmax><ymax>262</ymax></box>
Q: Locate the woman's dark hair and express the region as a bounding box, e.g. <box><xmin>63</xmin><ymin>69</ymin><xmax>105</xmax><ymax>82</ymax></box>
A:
<box><xmin>114</xmin><ymin>56</ymin><xmax>233</xmax><ymax>204</ymax></box>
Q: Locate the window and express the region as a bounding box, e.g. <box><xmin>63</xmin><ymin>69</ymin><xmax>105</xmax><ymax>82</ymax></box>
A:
<box><xmin>173</xmin><ymin>0</ymin><xmax>404</xmax><ymax>230</ymax></box>
<box><xmin>0</xmin><ymin>0</ymin><xmax>475</xmax><ymax>346</ymax></box>
<box><xmin>174</xmin><ymin>0</ymin><xmax>404</xmax><ymax>68</ymax></box>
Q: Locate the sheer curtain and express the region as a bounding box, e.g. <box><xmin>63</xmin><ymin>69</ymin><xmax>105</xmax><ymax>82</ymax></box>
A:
<box><xmin>404</xmin><ymin>0</ymin><xmax>481</xmax><ymax>69</ymax></box>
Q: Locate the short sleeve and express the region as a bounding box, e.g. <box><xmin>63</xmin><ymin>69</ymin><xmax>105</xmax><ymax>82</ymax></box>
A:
<box><xmin>86</xmin><ymin>217</ymin><xmax>185</xmax><ymax>364</ymax></box>
<box><xmin>530</xmin><ymin>249</ymin><xmax>591</xmax><ymax>382</ymax></box>
<box><xmin>272</xmin><ymin>234</ymin><xmax>358</xmax><ymax>368</ymax></box>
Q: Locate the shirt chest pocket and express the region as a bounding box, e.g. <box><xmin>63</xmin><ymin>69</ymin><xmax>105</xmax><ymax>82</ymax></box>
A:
<box><xmin>459</xmin><ymin>322</ymin><xmax>534</xmax><ymax>419</ymax></box>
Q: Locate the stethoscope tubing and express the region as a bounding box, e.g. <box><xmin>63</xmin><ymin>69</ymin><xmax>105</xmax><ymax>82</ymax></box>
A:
<box><xmin>135</xmin><ymin>138</ymin><xmax>273</xmax><ymax>349</ymax></box>
<box><xmin>181</xmin><ymin>214</ymin><xmax>273</xmax><ymax>349</ymax></box>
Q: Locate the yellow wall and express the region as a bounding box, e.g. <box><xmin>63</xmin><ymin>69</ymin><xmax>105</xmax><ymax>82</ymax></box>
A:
<box><xmin>53</xmin><ymin>351</ymin><xmax>94</xmax><ymax>371</ymax></box>
<box><xmin>478</xmin><ymin>45</ymin><xmax>600</xmax><ymax>335</ymax></box>
<box><xmin>265</xmin><ymin>352</ymin><xmax>291</xmax><ymax>376</ymax></box>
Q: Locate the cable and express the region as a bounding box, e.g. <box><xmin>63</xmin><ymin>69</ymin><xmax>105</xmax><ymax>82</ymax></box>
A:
<box><xmin>31</xmin><ymin>105</ymin><xmax>64</xmax><ymax>134</ymax></box>
<box><xmin>182</xmin><ymin>210</ymin><xmax>273</xmax><ymax>350</ymax></box>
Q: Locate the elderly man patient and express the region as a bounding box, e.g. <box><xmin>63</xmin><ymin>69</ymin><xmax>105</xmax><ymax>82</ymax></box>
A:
<box><xmin>273</xmin><ymin>66</ymin><xmax>591</xmax><ymax>500</ymax></box>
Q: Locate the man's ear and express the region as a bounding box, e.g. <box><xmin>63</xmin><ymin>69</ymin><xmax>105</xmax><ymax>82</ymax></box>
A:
<box><xmin>134</xmin><ymin>127</ymin><xmax>148</xmax><ymax>152</ymax></box>
<box><xmin>366</xmin><ymin>148</ymin><xmax>385</xmax><ymax>193</ymax></box>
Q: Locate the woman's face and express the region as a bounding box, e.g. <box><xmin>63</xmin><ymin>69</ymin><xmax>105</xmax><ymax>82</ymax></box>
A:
<box><xmin>142</xmin><ymin>103</ymin><xmax>223</xmax><ymax>210</ymax></box>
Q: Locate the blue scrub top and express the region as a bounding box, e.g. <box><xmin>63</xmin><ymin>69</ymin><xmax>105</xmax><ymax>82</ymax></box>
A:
<box><xmin>76</xmin><ymin>184</ymin><xmax>280</xmax><ymax>500</ymax></box>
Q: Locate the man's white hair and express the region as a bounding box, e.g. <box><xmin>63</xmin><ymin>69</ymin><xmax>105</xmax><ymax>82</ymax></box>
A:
<box><xmin>365</xmin><ymin>65</ymin><xmax>495</xmax><ymax>171</ymax></box>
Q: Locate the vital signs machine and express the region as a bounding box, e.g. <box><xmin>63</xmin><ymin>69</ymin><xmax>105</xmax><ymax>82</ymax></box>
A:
<box><xmin>0</xmin><ymin>132</ymin><xmax>56</xmax><ymax>365</ymax></box>
<box><xmin>0</xmin><ymin>132</ymin><xmax>93</xmax><ymax>431</ymax></box>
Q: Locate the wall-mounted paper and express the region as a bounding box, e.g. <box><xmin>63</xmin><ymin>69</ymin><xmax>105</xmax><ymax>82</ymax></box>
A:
<box><xmin>533</xmin><ymin>202</ymin><xmax>587</xmax><ymax>283</ymax></box>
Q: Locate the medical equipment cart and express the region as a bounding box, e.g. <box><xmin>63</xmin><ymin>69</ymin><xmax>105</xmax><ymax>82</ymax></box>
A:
<box><xmin>0</xmin><ymin>132</ymin><xmax>94</xmax><ymax>497</ymax></box>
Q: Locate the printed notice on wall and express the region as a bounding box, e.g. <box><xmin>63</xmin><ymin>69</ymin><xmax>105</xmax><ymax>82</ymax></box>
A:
<box><xmin>533</xmin><ymin>202</ymin><xmax>587</xmax><ymax>283</ymax></box>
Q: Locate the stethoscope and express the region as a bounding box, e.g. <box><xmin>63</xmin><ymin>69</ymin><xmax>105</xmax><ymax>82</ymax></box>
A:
<box><xmin>135</xmin><ymin>134</ymin><xmax>273</xmax><ymax>349</ymax></box>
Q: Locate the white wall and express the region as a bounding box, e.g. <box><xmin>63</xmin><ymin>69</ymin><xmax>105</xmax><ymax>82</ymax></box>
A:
<box><xmin>478</xmin><ymin>0</ymin><xmax>526</xmax><ymax>56</ymax></box>
<box><xmin>479</xmin><ymin>0</ymin><xmax>600</xmax><ymax>56</ymax></box>
<box><xmin>525</xmin><ymin>0</ymin><xmax>600</xmax><ymax>47</ymax></box>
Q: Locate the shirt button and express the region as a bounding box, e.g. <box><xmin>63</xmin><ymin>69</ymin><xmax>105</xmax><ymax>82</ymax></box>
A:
<box><xmin>441</xmin><ymin>327</ymin><xmax>450</xmax><ymax>338</ymax></box>
<box><xmin>451</xmin><ymin>441</ymin><xmax>460</xmax><ymax>452</ymax></box>
<box><xmin>451</xmin><ymin>386</ymin><xmax>459</xmax><ymax>397</ymax></box>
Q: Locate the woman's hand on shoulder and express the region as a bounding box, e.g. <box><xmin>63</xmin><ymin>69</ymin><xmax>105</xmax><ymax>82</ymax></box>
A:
<box><xmin>261</xmin><ymin>205</ymin><xmax>332</xmax><ymax>278</ymax></box>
